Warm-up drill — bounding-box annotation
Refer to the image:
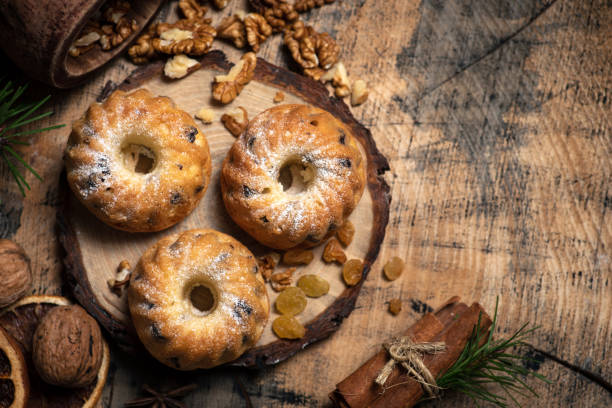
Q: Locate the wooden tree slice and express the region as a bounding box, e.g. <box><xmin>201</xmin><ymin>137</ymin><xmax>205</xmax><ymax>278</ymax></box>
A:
<box><xmin>58</xmin><ymin>51</ymin><xmax>390</xmax><ymax>368</ymax></box>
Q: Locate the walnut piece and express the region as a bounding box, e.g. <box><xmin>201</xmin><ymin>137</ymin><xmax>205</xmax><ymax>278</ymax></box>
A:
<box><xmin>32</xmin><ymin>305</ymin><xmax>103</xmax><ymax>388</ymax></box>
<box><xmin>179</xmin><ymin>0</ymin><xmax>208</xmax><ymax>20</ymax></box>
<box><xmin>0</xmin><ymin>239</ymin><xmax>31</xmax><ymax>308</ymax></box>
<box><xmin>258</xmin><ymin>254</ymin><xmax>278</xmax><ymax>282</ymax></box>
<box><xmin>270</xmin><ymin>267</ymin><xmax>296</xmax><ymax>292</ymax></box>
<box><xmin>262</xmin><ymin>0</ymin><xmax>299</xmax><ymax>32</ymax></box>
<box><xmin>195</xmin><ymin>107</ymin><xmax>215</xmax><ymax>123</ymax></box>
<box><xmin>164</xmin><ymin>54</ymin><xmax>201</xmax><ymax>79</ymax></box>
<box><xmin>217</xmin><ymin>14</ymin><xmax>247</xmax><ymax>48</ymax></box>
<box><xmin>351</xmin><ymin>79</ymin><xmax>369</xmax><ymax>106</ymax></box>
<box><xmin>321</xmin><ymin>62</ymin><xmax>350</xmax><ymax>97</ymax></box>
<box><xmin>294</xmin><ymin>0</ymin><xmax>335</xmax><ymax>12</ymax></box>
<box><xmin>213</xmin><ymin>52</ymin><xmax>257</xmax><ymax>104</ymax></box>
<box><xmin>153</xmin><ymin>20</ymin><xmax>216</xmax><ymax>56</ymax></box>
<box><xmin>128</xmin><ymin>25</ymin><xmax>157</xmax><ymax>63</ymax></box>
<box><xmin>107</xmin><ymin>260</ymin><xmax>132</xmax><ymax>297</ymax></box>
<box><xmin>273</xmin><ymin>91</ymin><xmax>285</xmax><ymax>103</ymax></box>
<box><xmin>221</xmin><ymin>107</ymin><xmax>249</xmax><ymax>137</ymax></box>
<box><xmin>244</xmin><ymin>13</ymin><xmax>273</xmax><ymax>52</ymax></box>
<box><xmin>389</xmin><ymin>298</ymin><xmax>402</xmax><ymax>315</ymax></box>
<box><xmin>99</xmin><ymin>16</ymin><xmax>138</xmax><ymax>51</ymax></box>
<box><xmin>212</xmin><ymin>0</ymin><xmax>230</xmax><ymax>9</ymax></box>
<box><xmin>284</xmin><ymin>21</ymin><xmax>339</xmax><ymax>78</ymax></box>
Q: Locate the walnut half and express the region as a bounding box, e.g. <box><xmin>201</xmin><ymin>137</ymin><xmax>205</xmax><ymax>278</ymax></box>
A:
<box><xmin>213</xmin><ymin>52</ymin><xmax>257</xmax><ymax>104</ymax></box>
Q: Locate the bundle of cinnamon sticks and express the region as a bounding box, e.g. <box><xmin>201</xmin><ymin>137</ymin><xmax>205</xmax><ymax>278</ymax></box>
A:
<box><xmin>329</xmin><ymin>297</ymin><xmax>492</xmax><ymax>408</ymax></box>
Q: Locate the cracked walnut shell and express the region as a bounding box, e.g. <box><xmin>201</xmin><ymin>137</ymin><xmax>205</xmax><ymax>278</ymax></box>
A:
<box><xmin>213</xmin><ymin>52</ymin><xmax>257</xmax><ymax>104</ymax></box>
<box><xmin>0</xmin><ymin>239</ymin><xmax>31</xmax><ymax>308</ymax></box>
<box><xmin>32</xmin><ymin>305</ymin><xmax>103</xmax><ymax>388</ymax></box>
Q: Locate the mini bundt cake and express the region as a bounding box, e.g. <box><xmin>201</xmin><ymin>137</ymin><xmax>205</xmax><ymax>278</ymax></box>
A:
<box><xmin>128</xmin><ymin>229</ymin><xmax>270</xmax><ymax>370</ymax></box>
<box><xmin>65</xmin><ymin>89</ymin><xmax>211</xmax><ymax>232</ymax></box>
<box><xmin>221</xmin><ymin>104</ymin><xmax>366</xmax><ymax>250</ymax></box>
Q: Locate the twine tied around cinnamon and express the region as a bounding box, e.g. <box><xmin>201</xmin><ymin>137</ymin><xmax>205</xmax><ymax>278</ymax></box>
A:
<box><xmin>375</xmin><ymin>337</ymin><xmax>446</xmax><ymax>396</ymax></box>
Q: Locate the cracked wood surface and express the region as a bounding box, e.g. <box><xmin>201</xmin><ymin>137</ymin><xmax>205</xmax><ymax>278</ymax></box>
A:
<box><xmin>0</xmin><ymin>0</ymin><xmax>610</xmax><ymax>406</ymax></box>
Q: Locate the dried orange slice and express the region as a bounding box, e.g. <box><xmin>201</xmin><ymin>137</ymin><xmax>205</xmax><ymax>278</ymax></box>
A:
<box><xmin>0</xmin><ymin>325</ymin><xmax>28</xmax><ymax>408</ymax></box>
<box><xmin>0</xmin><ymin>295</ymin><xmax>110</xmax><ymax>408</ymax></box>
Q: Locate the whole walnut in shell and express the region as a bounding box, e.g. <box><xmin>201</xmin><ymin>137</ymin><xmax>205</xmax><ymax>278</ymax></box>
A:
<box><xmin>32</xmin><ymin>305</ymin><xmax>103</xmax><ymax>388</ymax></box>
<box><xmin>0</xmin><ymin>239</ymin><xmax>32</xmax><ymax>308</ymax></box>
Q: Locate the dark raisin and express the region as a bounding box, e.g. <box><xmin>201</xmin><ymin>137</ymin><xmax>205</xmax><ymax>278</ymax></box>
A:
<box><xmin>147</xmin><ymin>212</ymin><xmax>158</xmax><ymax>225</ymax></box>
<box><xmin>247</xmin><ymin>137</ymin><xmax>256</xmax><ymax>150</ymax></box>
<box><xmin>177</xmin><ymin>164</ymin><xmax>183</xmax><ymax>170</ymax></box>
<box><xmin>340</xmin><ymin>158</ymin><xmax>352</xmax><ymax>168</ymax></box>
<box><xmin>169</xmin><ymin>240</ymin><xmax>181</xmax><ymax>252</ymax></box>
<box><xmin>260</xmin><ymin>215</ymin><xmax>269</xmax><ymax>223</ymax></box>
<box><xmin>170</xmin><ymin>192</ymin><xmax>182</xmax><ymax>204</ymax></box>
<box><xmin>150</xmin><ymin>323</ymin><xmax>166</xmax><ymax>341</ymax></box>
<box><xmin>185</xmin><ymin>126</ymin><xmax>198</xmax><ymax>143</ymax></box>
<box><xmin>339</xmin><ymin>129</ymin><xmax>346</xmax><ymax>144</ymax></box>
<box><xmin>243</xmin><ymin>185</ymin><xmax>256</xmax><ymax>197</ymax></box>
<box><xmin>195</xmin><ymin>185</ymin><xmax>204</xmax><ymax>194</ymax></box>
<box><xmin>305</xmin><ymin>234</ymin><xmax>319</xmax><ymax>243</ymax></box>
<box><xmin>253</xmin><ymin>265</ymin><xmax>259</xmax><ymax>274</ymax></box>
<box><xmin>242</xmin><ymin>334</ymin><xmax>251</xmax><ymax>345</ymax></box>
<box><xmin>232</xmin><ymin>300</ymin><xmax>253</xmax><ymax>320</ymax></box>
<box><xmin>86</xmin><ymin>176</ymin><xmax>97</xmax><ymax>189</ymax></box>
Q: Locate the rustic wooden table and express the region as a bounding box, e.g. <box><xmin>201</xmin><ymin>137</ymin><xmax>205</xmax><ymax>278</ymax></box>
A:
<box><xmin>0</xmin><ymin>0</ymin><xmax>610</xmax><ymax>406</ymax></box>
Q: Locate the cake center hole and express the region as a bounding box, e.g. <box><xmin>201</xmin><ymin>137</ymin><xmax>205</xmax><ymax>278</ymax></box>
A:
<box><xmin>122</xmin><ymin>143</ymin><xmax>156</xmax><ymax>174</ymax></box>
<box><xmin>190</xmin><ymin>284</ymin><xmax>216</xmax><ymax>313</ymax></box>
<box><xmin>278</xmin><ymin>160</ymin><xmax>315</xmax><ymax>194</ymax></box>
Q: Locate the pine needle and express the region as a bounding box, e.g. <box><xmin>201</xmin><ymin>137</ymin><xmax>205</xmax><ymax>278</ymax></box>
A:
<box><xmin>435</xmin><ymin>298</ymin><xmax>550</xmax><ymax>407</ymax></box>
<box><xmin>0</xmin><ymin>79</ymin><xmax>65</xmax><ymax>197</ymax></box>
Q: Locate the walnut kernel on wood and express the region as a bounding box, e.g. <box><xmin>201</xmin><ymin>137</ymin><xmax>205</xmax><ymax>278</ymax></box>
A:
<box><xmin>284</xmin><ymin>21</ymin><xmax>339</xmax><ymax>78</ymax></box>
<box><xmin>153</xmin><ymin>20</ymin><xmax>216</xmax><ymax>56</ymax></box>
<box><xmin>164</xmin><ymin>54</ymin><xmax>200</xmax><ymax>79</ymax></box>
<box><xmin>32</xmin><ymin>305</ymin><xmax>103</xmax><ymax>388</ymax></box>
<box><xmin>179</xmin><ymin>0</ymin><xmax>208</xmax><ymax>20</ymax></box>
<box><xmin>244</xmin><ymin>13</ymin><xmax>273</xmax><ymax>52</ymax></box>
<box><xmin>221</xmin><ymin>107</ymin><xmax>249</xmax><ymax>136</ymax></box>
<box><xmin>0</xmin><ymin>239</ymin><xmax>31</xmax><ymax>308</ymax></box>
<box><xmin>213</xmin><ymin>52</ymin><xmax>257</xmax><ymax>104</ymax></box>
<box><xmin>195</xmin><ymin>108</ymin><xmax>215</xmax><ymax>124</ymax></box>
<box><xmin>217</xmin><ymin>14</ymin><xmax>247</xmax><ymax>48</ymax></box>
<box><xmin>351</xmin><ymin>79</ymin><xmax>369</xmax><ymax>106</ymax></box>
<box><xmin>322</xmin><ymin>62</ymin><xmax>350</xmax><ymax>97</ymax></box>
<box><xmin>294</xmin><ymin>0</ymin><xmax>335</xmax><ymax>12</ymax></box>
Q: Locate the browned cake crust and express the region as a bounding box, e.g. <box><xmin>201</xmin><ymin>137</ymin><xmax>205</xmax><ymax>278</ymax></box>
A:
<box><xmin>64</xmin><ymin>89</ymin><xmax>211</xmax><ymax>232</ymax></box>
<box><xmin>128</xmin><ymin>229</ymin><xmax>270</xmax><ymax>370</ymax></box>
<box><xmin>221</xmin><ymin>104</ymin><xmax>365</xmax><ymax>250</ymax></box>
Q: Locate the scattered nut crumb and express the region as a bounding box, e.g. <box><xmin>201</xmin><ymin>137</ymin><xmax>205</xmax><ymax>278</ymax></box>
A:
<box><xmin>107</xmin><ymin>260</ymin><xmax>131</xmax><ymax>296</ymax></box>
<box><xmin>221</xmin><ymin>106</ymin><xmax>249</xmax><ymax>136</ymax></box>
<box><xmin>388</xmin><ymin>298</ymin><xmax>402</xmax><ymax>315</ymax></box>
<box><xmin>213</xmin><ymin>52</ymin><xmax>257</xmax><ymax>104</ymax></box>
<box><xmin>195</xmin><ymin>107</ymin><xmax>215</xmax><ymax>124</ymax></box>
<box><xmin>273</xmin><ymin>91</ymin><xmax>285</xmax><ymax>103</ymax></box>
<box><xmin>282</xmin><ymin>248</ymin><xmax>314</xmax><ymax>265</ymax></box>
<box><xmin>322</xmin><ymin>237</ymin><xmax>347</xmax><ymax>264</ymax></box>
<box><xmin>164</xmin><ymin>54</ymin><xmax>200</xmax><ymax>79</ymax></box>
<box><xmin>351</xmin><ymin>79</ymin><xmax>369</xmax><ymax>106</ymax></box>
<box><xmin>336</xmin><ymin>220</ymin><xmax>355</xmax><ymax>247</ymax></box>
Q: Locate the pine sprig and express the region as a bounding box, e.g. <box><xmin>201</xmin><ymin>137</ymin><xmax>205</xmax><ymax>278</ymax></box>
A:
<box><xmin>435</xmin><ymin>298</ymin><xmax>550</xmax><ymax>407</ymax></box>
<box><xmin>0</xmin><ymin>80</ymin><xmax>65</xmax><ymax>196</ymax></box>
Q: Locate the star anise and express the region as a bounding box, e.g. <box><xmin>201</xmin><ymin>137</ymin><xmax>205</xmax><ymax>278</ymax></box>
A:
<box><xmin>125</xmin><ymin>384</ymin><xmax>197</xmax><ymax>408</ymax></box>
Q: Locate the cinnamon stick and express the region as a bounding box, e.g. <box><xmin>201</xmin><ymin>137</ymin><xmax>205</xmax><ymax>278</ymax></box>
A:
<box><xmin>329</xmin><ymin>297</ymin><xmax>492</xmax><ymax>408</ymax></box>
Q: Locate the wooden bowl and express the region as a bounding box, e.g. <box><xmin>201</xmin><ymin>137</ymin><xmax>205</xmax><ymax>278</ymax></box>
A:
<box><xmin>0</xmin><ymin>0</ymin><xmax>164</xmax><ymax>88</ymax></box>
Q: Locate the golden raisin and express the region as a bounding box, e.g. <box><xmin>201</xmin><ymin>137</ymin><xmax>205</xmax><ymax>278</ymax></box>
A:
<box><xmin>297</xmin><ymin>274</ymin><xmax>330</xmax><ymax>298</ymax></box>
<box><xmin>342</xmin><ymin>259</ymin><xmax>363</xmax><ymax>286</ymax></box>
<box><xmin>336</xmin><ymin>220</ymin><xmax>355</xmax><ymax>247</ymax></box>
<box><xmin>322</xmin><ymin>237</ymin><xmax>347</xmax><ymax>264</ymax></box>
<box><xmin>383</xmin><ymin>256</ymin><xmax>405</xmax><ymax>281</ymax></box>
<box><xmin>282</xmin><ymin>248</ymin><xmax>314</xmax><ymax>265</ymax></box>
<box><xmin>272</xmin><ymin>315</ymin><xmax>306</xmax><ymax>339</ymax></box>
<box><xmin>275</xmin><ymin>287</ymin><xmax>307</xmax><ymax>315</ymax></box>
<box><xmin>388</xmin><ymin>298</ymin><xmax>402</xmax><ymax>315</ymax></box>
